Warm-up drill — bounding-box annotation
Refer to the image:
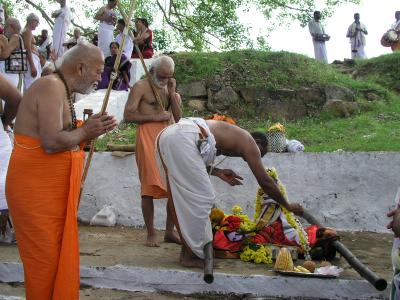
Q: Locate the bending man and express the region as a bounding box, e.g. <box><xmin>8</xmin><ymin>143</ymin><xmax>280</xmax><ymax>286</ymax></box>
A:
<box><xmin>6</xmin><ymin>42</ymin><xmax>117</xmax><ymax>300</ymax></box>
<box><xmin>124</xmin><ymin>55</ymin><xmax>181</xmax><ymax>247</ymax></box>
<box><xmin>156</xmin><ymin>118</ymin><xmax>304</xmax><ymax>267</ymax></box>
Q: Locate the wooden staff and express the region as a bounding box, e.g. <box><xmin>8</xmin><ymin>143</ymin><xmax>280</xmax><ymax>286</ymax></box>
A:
<box><xmin>79</xmin><ymin>0</ymin><xmax>137</xmax><ymax>203</ymax></box>
<box><xmin>116</xmin><ymin>3</ymin><xmax>165</xmax><ymax>110</ymax></box>
<box><xmin>301</xmin><ymin>210</ymin><xmax>387</xmax><ymax>291</ymax></box>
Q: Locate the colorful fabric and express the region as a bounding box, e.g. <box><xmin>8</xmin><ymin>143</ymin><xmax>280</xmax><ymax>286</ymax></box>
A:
<box><xmin>6</xmin><ymin>134</ymin><xmax>84</xmax><ymax>300</ymax></box>
<box><xmin>131</xmin><ymin>29</ymin><xmax>153</xmax><ymax>59</ymax></box>
<box><xmin>97</xmin><ymin>54</ymin><xmax>131</xmax><ymax>91</ymax></box>
<box><xmin>136</xmin><ymin>121</ymin><xmax>169</xmax><ymax>198</ymax></box>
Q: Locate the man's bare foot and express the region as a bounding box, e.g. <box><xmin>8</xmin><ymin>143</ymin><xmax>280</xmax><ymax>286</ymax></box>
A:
<box><xmin>181</xmin><ymin>256</ymin><xmax>204</xmax><ymax>268</ymax></box>
<box><xmin>164</xmin><ymin>231</ymin><xmax>181</xmax><ymax>244</ymax></box>
<box><xmin>180</xmin><ymin>249</ymin><xmax>204</xmax><ymax>268</ymax></box>
<box><xmin>145</xmin><ymin>234</ymin><xmax>160</xmax><ymax>247</ymax></box>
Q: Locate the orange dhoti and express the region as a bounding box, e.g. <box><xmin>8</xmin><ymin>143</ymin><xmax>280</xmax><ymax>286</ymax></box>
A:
<box><xmin>135</xmin><ymin>121</ymin><xmax>168</xmax><ymax>198</ymax></box>
<box><xmin>6</xmin><ymin>134</ymin><xmax>84</xmax><ymax>300</ymax></box>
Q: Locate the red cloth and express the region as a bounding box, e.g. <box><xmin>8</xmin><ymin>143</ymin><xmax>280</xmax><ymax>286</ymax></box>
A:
<box><xmin>131</xmin><ymin>29</ymin><xmax>154</xmax><ymax>59</ymax></box>
<box><xmin>213</xmin><ymin>230</ymin><xmax>242</xmax><ymax>252</ymax></box>
<box><xmin>259</xmin><ymin>219</ymin><xmax>297</xmax><ymax>247</ymax></box>
<box><xmin>306</xmin><ymin>225</ymin><xmax>319</xmax><ymax>247</ymax></box>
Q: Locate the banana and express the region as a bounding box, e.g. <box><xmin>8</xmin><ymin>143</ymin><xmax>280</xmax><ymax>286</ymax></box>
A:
<box><xmin>296</xmin><ymin>266</ymin><xmax>311</xmax><ymax>273</ymax></box>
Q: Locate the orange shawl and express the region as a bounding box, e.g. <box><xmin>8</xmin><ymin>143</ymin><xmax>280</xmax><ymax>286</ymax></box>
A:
<box><xmin>135</xmin><ymin>121</ymin><xmax>168</xmax><ymax>199</ymax></box>
<box><xmin>6</xmin><ymin>134</ymin><xmax>85</xmax><ymax>300</ymax></box>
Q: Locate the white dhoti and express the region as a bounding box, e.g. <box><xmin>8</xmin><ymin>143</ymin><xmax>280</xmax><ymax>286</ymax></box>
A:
<box><xmin>52</xmin><ymin>6</ymin><xmax>72</xmax><ymax>58</ymax></box>
<box><xmin>351</xmin><ymin>44</ymin><xmax>367</xmax><ymax>59</ymax></box>
<box><xmin>0</xmin><ymin>61</ymin><xmax>20</xmax><ymax>89</ymax></box>
<box><xmin>156</xmin><ymin>119</ymin><xmax>216</xmax><ymax>259</ymax></box>
<box><xmin>312</xmin><ymin>40</ymin><xmax>328</xmax><ymax>63</ymax></box>
<box><xmin>98</xmin><ymin>22</ymin><xmax>114</xmax><ymax>57</ymax></box>
<box><xmin>23</xmin><ymin>53</ymin><xmax>41</xmax><ymax>93</ymax></box>
<box><xmin>0</xmin><ymin>125</ymin><xmax>12</xmax><ymax>210</ymax></box>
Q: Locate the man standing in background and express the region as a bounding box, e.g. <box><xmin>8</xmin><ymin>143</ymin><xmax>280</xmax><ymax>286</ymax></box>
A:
<box><xmin>52</xmin><ymin>0</ymin><xmax>72</xmax><ymax>59</ymax></box>
<box><xmin>308</xmin><ymin>11</ymin><xmax>329</xmax><ymax>63</ymax></box>
<box><xmin>94</xmin><ymin>0</ymin><xmax>117</xmax><ymax>57</ymax></box>
<box><xmin>346</xmin><ymin>13</ymin><xmax>368</xmax><ymax>59</ymax></box>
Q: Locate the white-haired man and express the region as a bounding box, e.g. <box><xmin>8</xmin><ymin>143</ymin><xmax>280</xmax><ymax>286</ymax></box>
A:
<box><xmin>22</xmin><ymin>13</ymin><xmax>41</xmax><ymax>92</ymax></box>
<box><xmin>123</xmin><ymin>55</ymin><xmax>182</xmax><ymax>247</ymax></box>
<box><xmin>0</xmin><ymin>17</ymin><xmax>22</xmax><ymax>87</ymax></box>
<box><xmin>6</xmin><ymin>42</ymin><xmax>117</xmax><ymax>299</ymax></box>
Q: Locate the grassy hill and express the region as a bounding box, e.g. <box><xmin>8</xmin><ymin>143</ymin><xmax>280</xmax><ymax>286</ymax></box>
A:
<box><xmin>96</xmin><ymin>50</ymin><xmax>400</xmax><ymax>152</ymax></box>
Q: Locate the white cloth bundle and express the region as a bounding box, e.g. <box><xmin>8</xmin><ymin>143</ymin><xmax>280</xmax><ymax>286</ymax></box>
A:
<box><xmin>286</xmin><ymin>139</ymin><xmax>305</xmax><ymax>152</ymax></box>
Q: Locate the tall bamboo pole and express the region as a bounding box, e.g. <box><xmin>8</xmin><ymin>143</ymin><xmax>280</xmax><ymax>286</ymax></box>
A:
<box><xmin>79</xmin><ymin>0</ymin><xmax>137</xmax><ymax>203</ymax></box>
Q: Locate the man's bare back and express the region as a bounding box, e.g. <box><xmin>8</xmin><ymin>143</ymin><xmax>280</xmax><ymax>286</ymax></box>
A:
<box><xmin>14</xmin><ymin>75</ymin><xmax>72</xmax><ymax>138</ymax></box>
<box><xmin>206</xmin><ymin>120</ymin><xmax>303</xmax><ymax>215</ymax></box>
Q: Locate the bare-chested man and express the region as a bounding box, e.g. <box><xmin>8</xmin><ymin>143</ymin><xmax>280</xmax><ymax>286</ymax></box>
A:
<box><xmin>0</xmin><ymin>17</ymin><xmax>22</xmax><ymax>88</ymax></box>
<box><xmin>156</xmin><ymin>118</ymin><xmax>304</xmax><ymax>267</ymax></box>
<box><xmin>22</xmin><ymin>13</ymin><xmax>41</xmax><ymax>92</ymax></box>
<box><xmin>6</xmin><ymin>42</ymin><xmax>117</xmax><ymax>299</ymax></box>
<box><xmin>95</xmin><ymin>0</ymin><xmax>117</xmax><ymax>57</ymax></box>
<box><xmin>124</xmin><ymin>55</ymin><xmax>182</xmax><ymax>247</ymax></box>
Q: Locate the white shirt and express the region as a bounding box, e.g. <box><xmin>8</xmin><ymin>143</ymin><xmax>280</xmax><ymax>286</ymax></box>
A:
<box><xmin>115</xmin><ymin>32</ymin><xmax>133</xmax><ymax>57</ymax></box>
<box><xmin>308</xmin><ymin>20</ymin><xmax>325</xmax><ymax>36</ymax></box>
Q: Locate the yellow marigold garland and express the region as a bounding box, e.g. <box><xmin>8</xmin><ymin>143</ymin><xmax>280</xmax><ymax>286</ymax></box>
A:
<box><xmin>254</xmin><ymin>168</ymin><xmax>311</xmax><ymax>255</ymax></box>
<box><xmin>240</xmin><ymin>245</ymin><xmax>273</xmax><ymax>264</ymax></box>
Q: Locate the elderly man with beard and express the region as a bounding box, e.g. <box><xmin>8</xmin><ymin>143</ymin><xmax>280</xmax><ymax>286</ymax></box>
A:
<box><xmin>6</xmin><ymin>42</ymin><xmax>117</xmax><ymax>300</ymax></box>
<box><xmin>123</xmin><ymin>55</ymin><xmax>182</xmax><ymax>247</ymax></box>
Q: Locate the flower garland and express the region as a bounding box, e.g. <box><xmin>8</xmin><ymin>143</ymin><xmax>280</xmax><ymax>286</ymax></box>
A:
<box><xmin>240</xmin><ymin>245</ymin><xmax>272</xmax><ymax>264</ymax></box>
<box><xmin>254</xmin><ymin>167</ymin><xmax>311</xmax><ymax>256</ymax></box>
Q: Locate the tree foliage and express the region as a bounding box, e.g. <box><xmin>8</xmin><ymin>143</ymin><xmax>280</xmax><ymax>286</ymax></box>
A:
<box><xmin>3</xmin><ymin>0</ymin><xmax>360</xmax><ymax>51</ymax></box>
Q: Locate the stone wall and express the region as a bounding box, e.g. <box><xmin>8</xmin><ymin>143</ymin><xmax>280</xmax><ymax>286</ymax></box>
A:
<box><xmin>79</xmin><ymin>152</ymin><xmax>400</xmax><ymax>232</ymax></box>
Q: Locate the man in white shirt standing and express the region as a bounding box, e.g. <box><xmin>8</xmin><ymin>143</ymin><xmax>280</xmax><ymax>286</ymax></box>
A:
<box><xmin>51</xmin><ymin>0</ymin><xmax>72</xmax><ymax>59</ymax></box>
<box><xmin>346</xmin><ymin>13</ymin><xmax>368</xmax><ymax>59</ymax></box>
<box><xmin>115</xmin><ymin>18</ymin><xmax>133</xmax><ymax>57</ymax></box>
<box><xmin>308</xmin><ymin>11</ymin><xmax>329</xmax><ymax>63</ymax></box>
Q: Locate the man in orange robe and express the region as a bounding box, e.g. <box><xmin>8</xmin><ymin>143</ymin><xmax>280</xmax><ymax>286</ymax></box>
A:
<box><xmin>124</xmin><ymin>55</ymin><xmax>181</xmax><ymax>247</ymax></box>
<box><xmin>6</xmin><ymin>42</ymin><xmax>117</xmax><ymax>300</ymax></box>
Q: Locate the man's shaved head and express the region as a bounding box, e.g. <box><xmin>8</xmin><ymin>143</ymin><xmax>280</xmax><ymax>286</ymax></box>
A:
<box><xmin>61</xmin><ymin>41</ymin><xmax>103</xmax><ymax>67</ymax></box>
<box><xmin>60</xmin><ymin>41</ymin><xmax>104</xmax><ymax>94</ymax></box>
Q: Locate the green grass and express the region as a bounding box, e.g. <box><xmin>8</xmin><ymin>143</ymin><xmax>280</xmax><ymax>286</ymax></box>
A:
<box><xmin>172</xmin><ymin>50</ymin><xmax>389</xmax><ymax>98</ymax></box>
<box><xmin>95</xmin><ymin>96</ymin><xmax>400</xmax><ymax>152</ymax></box>
<box><xmin>95</xmin><ymin>123</ymin><xmax>137</xmax><ymax>152</ymax></box>
<box><xmin>354</xmin><ymin>52</ymin><xmax>400</xmax><ymax>93</ymax></box>
<box><xmin>95</xmin><ymin>50</ymin><xmax>400</xmax><ymax>152</ymax></box>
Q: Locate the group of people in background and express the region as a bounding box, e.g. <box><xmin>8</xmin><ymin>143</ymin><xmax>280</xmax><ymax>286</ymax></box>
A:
<box><xmin>0</xmin><ymin>0</ymin><xmax>155</xmax><ymax>94</ymax></box>
<box><xmin>309</xmin><ymin>10</ymin><xmax>400</xmax><ymax>63</ymax></box>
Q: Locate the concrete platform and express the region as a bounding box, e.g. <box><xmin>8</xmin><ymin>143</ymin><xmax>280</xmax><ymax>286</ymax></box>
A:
<box><xmin>0</xmin><ymin>226</ymin><xmax>392</xmax><ymax>299</ymax></box>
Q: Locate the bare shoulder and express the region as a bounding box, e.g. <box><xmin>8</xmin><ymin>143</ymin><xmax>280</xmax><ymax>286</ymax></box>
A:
<box><xmin>29</xmin><ymin>75</ymin><xmax>65</xmax><ymax>105</ymax></box>
<box><xmin>133</xmin><ymin>78</ymin><xmax>150</xmax><ymax>90</ymax></box>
